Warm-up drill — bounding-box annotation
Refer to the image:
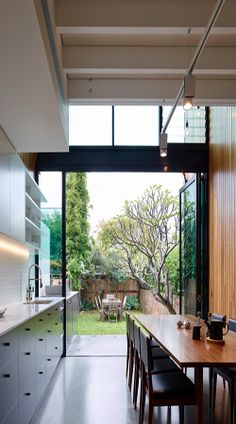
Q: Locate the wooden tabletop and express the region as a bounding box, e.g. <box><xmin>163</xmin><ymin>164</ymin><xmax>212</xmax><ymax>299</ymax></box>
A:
<box><xmin>102</xmin><ymin>299</ymin><xmax>122</xmax><ymax>305</ymax></box>
<box><xmin>135</xmin><ymin>314</ymin><xmax>236</xmax><ymax>368</ymax></box>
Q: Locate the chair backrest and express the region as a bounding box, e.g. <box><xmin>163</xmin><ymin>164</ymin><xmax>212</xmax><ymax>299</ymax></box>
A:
<box><xmin>129</xmin><ymin>316</ymin><xmax>135</xmax><ymax>343</ymax></box>
<box><xmin>94</xmin><ymin>296</ymin><xmax>100</xmax><ymax>311</ymax></box>
<box><xmin>211</xmin><ymin>313</ymin><xmax>226</xmax><ymax>322</ymax></box>
<box><xmin>139</xmin><ymin>330</ymin><xmax>154</xmax><ymax>394</ymax></box>
<box><xmin>97</xmin><ymin>293</ymin><xmax>102</xmax><ymax>308</ymax></box>
<box><xmin>229</xmin><ymin>318</ymin><xmax>236</xmax><ymax>332</ymax></box>
<box><xmin>126</xmin><ymin>312</ymin><xmax>130</xmax><ymax>335</ymax></box>
<box><xmin>133</xmin><ymin>321</ymin><xmax>141</xmax><ymax>354</ymax></box>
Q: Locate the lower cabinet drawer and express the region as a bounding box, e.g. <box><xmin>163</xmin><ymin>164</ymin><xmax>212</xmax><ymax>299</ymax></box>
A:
<box><xmin>45</xmin><ymin>356</ymin><xmax>54</xmax><ymax>385</ymax></box>
<box><xmin>35</xmin><ymin>361</ymin><xmax>46</xmax><ymax>408</ymax></box>
<box><xmin>19</xmin><ymin>348</ymin><xmax>35</xmax><ymax>391</ymax></box>
<box><xmin>2</xmin><ymin>401</ymin><xmax>19</xmax><ymax>424</ymax></box>
<box><xmin>0</xmin><ymin>328</ymin><xmax>18</xmax><ymax>369</ymax></box>
<box><xmin>0</xmin><ymin>355</ymin><xmax>18</xmax><ymax>423</ymax></box>
<box><xmin>19</xmin><ymin>378</ymin><xmax>36</xmax><ymax>424</ymax></box>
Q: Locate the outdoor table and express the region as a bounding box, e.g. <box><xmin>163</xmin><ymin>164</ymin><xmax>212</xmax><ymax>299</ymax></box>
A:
<box><xmin>135</xmin><ymin>313</ymin><xmax>236</xmax><ymax>424</ymax></box>
<box><xmin>102</xmin><ymin>298</ymin><xmax>122</xmax><ymax>307</ymax></box>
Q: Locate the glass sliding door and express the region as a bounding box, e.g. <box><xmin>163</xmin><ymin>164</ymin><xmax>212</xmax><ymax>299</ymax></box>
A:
<box><xmin>179</xmin><ymin>174</ymin><xmax>208</xmax><ymax>317</ymax></box>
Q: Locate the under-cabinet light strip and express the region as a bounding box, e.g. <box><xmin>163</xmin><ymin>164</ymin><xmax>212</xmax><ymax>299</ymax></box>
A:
<box><xmin>0</xmin><ymin>233</ymin><xmax>29</xmax><ymax>259</ymax></box>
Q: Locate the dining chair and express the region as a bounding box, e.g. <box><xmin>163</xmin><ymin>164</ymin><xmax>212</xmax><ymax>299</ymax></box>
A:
<box><xmin>211</xmin><ymin>318</ymin><xmax>236</xmax><ymax>424</ymax></box>
<box><xmin>126</xmin><ymin>312</ymin><xmax>131</xmax><ymax>378</ymax></box>
<box><xmin>127</xmin><ymin>315</ymin><xmax>135</xmax><ymax>390</ymax></box>
<box><xmin>139</xmin><ymin>330</ymin><xmax>196</xmax><ymax>424</ymax></box>
<box><xmin>132</xmin><ymin>322</ymin><xmax>180</xmax><ymax>411</ymax></box>
<box><xmin>209</xmin><ymin>313</ymin><xmax>227</xmax><ymax>404</ymax></box>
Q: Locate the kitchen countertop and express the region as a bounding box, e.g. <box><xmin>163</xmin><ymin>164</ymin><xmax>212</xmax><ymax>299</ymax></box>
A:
<box><xmin>0</xmin><ymin>296</ymin><xmax>64</xmax><ymax>337</ymax></box>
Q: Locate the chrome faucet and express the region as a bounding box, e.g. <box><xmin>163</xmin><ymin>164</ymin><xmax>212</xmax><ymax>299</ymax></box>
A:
<box><xmin>26</xmin><ymin>264</ymin><xmax>43</xmax><ymax>302</ymax></box>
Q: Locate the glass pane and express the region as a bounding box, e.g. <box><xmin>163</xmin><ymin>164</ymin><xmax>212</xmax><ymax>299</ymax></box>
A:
<box><xmin>69</xmin><ymin>105</ymin><xmax>112</xmax><ymax>146</ymax></box>
<box><xmin>180</xmin><ymin>178</ymin><xmax>197</xmax><ymax>315</ymax></box>
<box><xmin>38</xmin><ymin>172</ymin><xmax>62</xmax><ymax>296</ymax></box>
<box><xmin>163</xmin><ymin>106</ymin><xmax>206</xmax><ymax>143</ymax></box>
<box><xmin>114</xmin><ymin>106</ymin><xmax>159</xmax><ymax>146</ymax></box>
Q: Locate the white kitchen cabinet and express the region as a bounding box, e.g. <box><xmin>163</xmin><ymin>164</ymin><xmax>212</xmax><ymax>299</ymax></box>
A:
<box><xmin>0</xmin><ymin>328</ymin><xmax>19</xmax><ymax>424</ymax></box>
<box><xmin>25</xmin><ymin>168</ymin><xmax>46</xmax><ymax>252</ymax></box>
<box><xmin>0</xmin><ymin>153</ymin><xmax>46</xmax><ymax>248</ymax></box>
<box><xmin>0</xmin><ymin>300</ymin><xmax>64</xmax><ymax>424</ymax></box>
<box><xmin>0</xmin><ymin>154</ymin><xmax>10</xmax><ymax>236</ymax></box>
<box><xmin>9</xmin><ymin>154</ymin><xmax>25</xmax><ymax>242</ymax></box>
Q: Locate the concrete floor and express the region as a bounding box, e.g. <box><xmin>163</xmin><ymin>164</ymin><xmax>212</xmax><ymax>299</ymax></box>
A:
<box><xmin>67</xmin><ymin>335</ymin><xmax>126</xmax><ymax>356</ymax></box>
<box><xmin>31</xmin><ymin>336</ymin><xmax>230</xmax><ymax>424</ymax></box>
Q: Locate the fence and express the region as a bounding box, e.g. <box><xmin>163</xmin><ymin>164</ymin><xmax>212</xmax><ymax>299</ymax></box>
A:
<box><xmin>81</xmin><ymin>276</ymin><xmax>139</xmax><ymax>305</ymax></box>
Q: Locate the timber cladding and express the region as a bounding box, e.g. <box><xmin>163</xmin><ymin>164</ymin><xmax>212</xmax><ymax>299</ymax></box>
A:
<box><xmin>209</xmin><ymin>106</ymin><xmax>236</xmax><ymax>318</ymax></box>
<box><xmin>81</xmin><ymin>277</ymin><xmax>139</xmax><ymax>305</ymax></box>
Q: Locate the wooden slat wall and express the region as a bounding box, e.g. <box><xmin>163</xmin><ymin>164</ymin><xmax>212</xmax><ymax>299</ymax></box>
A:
<box><xmin>209</xmin><ymin>106</ymin><xmax>236</xmax><ymax>318</ymax></box>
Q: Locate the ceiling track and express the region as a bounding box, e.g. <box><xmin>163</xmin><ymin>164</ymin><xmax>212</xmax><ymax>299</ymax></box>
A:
<box><xmin>162</xmin><ymin>0</ymin><xmax>226</xmax><ymax>135</ymax></box>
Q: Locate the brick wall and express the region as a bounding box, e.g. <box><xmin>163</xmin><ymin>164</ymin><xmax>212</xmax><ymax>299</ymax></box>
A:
<box><xmin>139</xmin><ymin>289</ymin><xmax>179</xmax><ymax>314</ymax></box>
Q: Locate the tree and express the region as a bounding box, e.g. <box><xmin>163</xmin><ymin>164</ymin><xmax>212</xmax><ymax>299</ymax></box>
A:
<box><xmin>43</xmin><ymin>211</ymin><xmax>62</xmax><ymax>277</ymax></box>
<box><xmin>66</xmin><ymin>173</ymin><xmax>91</xmax><ymax>289</ymax></box>
<box><xmin>98</xmin><ymin>185</ymin><xmax>179</xmax><ymax>314</ymax></box>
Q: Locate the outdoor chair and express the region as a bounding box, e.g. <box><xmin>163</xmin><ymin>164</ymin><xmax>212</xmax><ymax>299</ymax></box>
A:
<box><xmin>97</xmin><ymin>293</ymin><xmax>103</xmax><ymax>308</ymax></box>
<box><xmin>211</xmin><ymin>318</ymin><xmax>236</xmax><ymax>424</ymax></box>
<box><xmin>94</xmin><ymin>296</ymin><xmax>107</xmax><ymax>320</ymax></box>
<box><xmin>139</xmin><ymin>330</ymin><xmax>196</xmax><ymax>424</ymax></box>
<box><xmin>107</xmin><ymin>299</ymin><xmax>119</xmax><ymax>322</ymax></box>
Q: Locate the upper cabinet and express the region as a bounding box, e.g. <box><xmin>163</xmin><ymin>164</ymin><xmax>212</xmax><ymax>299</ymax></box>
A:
<box><xmin>25</xmin><ymin>170</ymin><xmax>46</xmax><ymax>252</ymax></box>
<box><xmin>10</xmin><ymin>154</ymin><xmax>25</xmax><ymax>242</ymax></box>
<box><xmin>0</xmin><ymin>154</ymin><xmax>47</xmax><ymax>248</ymax></box>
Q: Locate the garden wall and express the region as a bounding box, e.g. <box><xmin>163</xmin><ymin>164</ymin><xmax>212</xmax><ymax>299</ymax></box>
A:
<box><xmin>81</xmin><ymin>277</ymin><xmax>139</xmax><ymax>305</ymax></box>
<box><xmin>139</xmin><ymin>289</ymin><xmax>179</xmax><ymax>315</ymax></box>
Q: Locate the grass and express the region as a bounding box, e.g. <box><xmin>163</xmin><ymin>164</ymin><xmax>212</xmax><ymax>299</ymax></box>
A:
<box><xmin>77</xmin><ymin>310</ymin><xmax>127</xmax><ymax>335</ymax></box>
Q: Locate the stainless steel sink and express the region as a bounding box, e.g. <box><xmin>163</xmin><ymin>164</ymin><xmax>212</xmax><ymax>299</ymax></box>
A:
<box><xmin>23</xmin><ymin>299</ymin><xmax>53</xmax><ymax>305</ymax></box>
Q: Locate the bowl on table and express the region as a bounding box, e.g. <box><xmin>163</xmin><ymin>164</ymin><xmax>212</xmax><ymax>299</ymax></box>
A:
<box><xmin>0</xmin><ymin>307</ymin><xmax>7</xmax><ymax>317</ymax></box>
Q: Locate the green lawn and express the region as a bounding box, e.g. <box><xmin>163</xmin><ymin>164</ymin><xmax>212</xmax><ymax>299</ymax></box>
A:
<box><xmin>77</xmin><ymin>310</ymin><xmax>127</xmax><ymax>335</ymax></box>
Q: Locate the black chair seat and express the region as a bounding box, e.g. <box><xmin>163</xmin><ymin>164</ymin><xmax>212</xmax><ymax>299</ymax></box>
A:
<box><xmin>152</xmin><ymin>346</ymin><xmax>169</xmax><ymax>359</ymax></box>
<box><xmin>150</xmin><ymin>339</ymin><xmax>159</xmax><ymax>348</ymax></box>
<box><xmin>211</xmin><ymin>318</ymin><xmax>236</xmax><ymax>424</ymax></box>
<box><xmin>151</xmin><ymin>371</ymin><xmax>195</xmax><ymax>400</ymax></box>
<box><xmin>152</xmin><ymin>357</ymin><xmax>180</xmax><ymax>374</ymax></box>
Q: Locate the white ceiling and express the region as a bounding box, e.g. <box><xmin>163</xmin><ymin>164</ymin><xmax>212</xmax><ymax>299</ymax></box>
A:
<box><xmin>1</xmin><ymin>0</ymin><xmax>236</xmax><ymax>153</ymax></box>
<box><xmin>55</xmin><ymin>0</ymin><xmax>236</xmax><ymax>105</ymax></box>
<box><xmin>0</xmin><ymin>0</ymin><xmax>69</xmax><ymax>153</ymax></box>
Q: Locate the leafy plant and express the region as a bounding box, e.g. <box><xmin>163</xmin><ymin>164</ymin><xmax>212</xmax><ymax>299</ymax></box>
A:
<box><xmin>125</xmin><ymin>296</ymin><xmax>141</xmax><ymax>311</ymax></box>
<box><xmin>79</xmin><ymin>300</ymin><xmax>94</xmax><ymax>311</ymax></box>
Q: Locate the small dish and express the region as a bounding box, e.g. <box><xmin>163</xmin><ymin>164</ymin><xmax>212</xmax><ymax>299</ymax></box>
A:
<box><xmin>0</xmin><ymin>307</ymin><xmax>7</xmax><ymax>317</ymax></box>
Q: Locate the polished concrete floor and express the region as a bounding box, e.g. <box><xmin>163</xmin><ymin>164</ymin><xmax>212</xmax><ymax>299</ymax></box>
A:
<box><xmin>31</xmin><ymin>337</ymin><xmax>230</xmax><ymax>424</ymax></box>
<box><xmin>67</xmin><ymin>335</ymin><xmax>126</xmax><ymax>356</ymax></box>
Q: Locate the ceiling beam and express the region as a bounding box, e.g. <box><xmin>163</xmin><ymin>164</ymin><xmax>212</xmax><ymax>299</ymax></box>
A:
<box><xmin>68</xmin><ymin>78</ymin><xmax>236</xmax><ymax>104</ymax></box>
<box><xmin>63</xmin><ymin>46</ymin><xmax>236</xmax><ymax>75</ymax></box>
<box><xmin>55</xmin><ymin>0</ymin><xmax>236</xmax><ymax>28</ymax></box>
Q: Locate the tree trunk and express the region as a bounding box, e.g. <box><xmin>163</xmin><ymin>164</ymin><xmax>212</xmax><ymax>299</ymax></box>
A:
<box><xmin>151</xmin><ymin>290</ymin><xmax>176</xmax><ymax>314</ymax></box>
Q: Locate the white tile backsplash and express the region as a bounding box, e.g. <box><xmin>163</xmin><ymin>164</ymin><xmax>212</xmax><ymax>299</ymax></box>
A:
<box><xmin>0</xmin><ymin>252</ymin><xmax>33</xmax><ymax>306</ymax></box>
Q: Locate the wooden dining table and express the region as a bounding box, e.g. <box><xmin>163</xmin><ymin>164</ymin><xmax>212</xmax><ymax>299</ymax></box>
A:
<box><xmin>135</xmin><ymin>313</ymin><xmax>236</xmax><ymax>424</ymax></box>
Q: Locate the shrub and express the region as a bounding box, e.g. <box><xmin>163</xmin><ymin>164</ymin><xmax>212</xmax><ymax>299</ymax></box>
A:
<box><xmin>80</xmin><ymin>300</ymin><xmax>94</xmax><ymax>311</ymax></box>
<box><xmin>125</xmin><ymin>296</ymin><xmax>141</xmax><ymax>310</ymax></box>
